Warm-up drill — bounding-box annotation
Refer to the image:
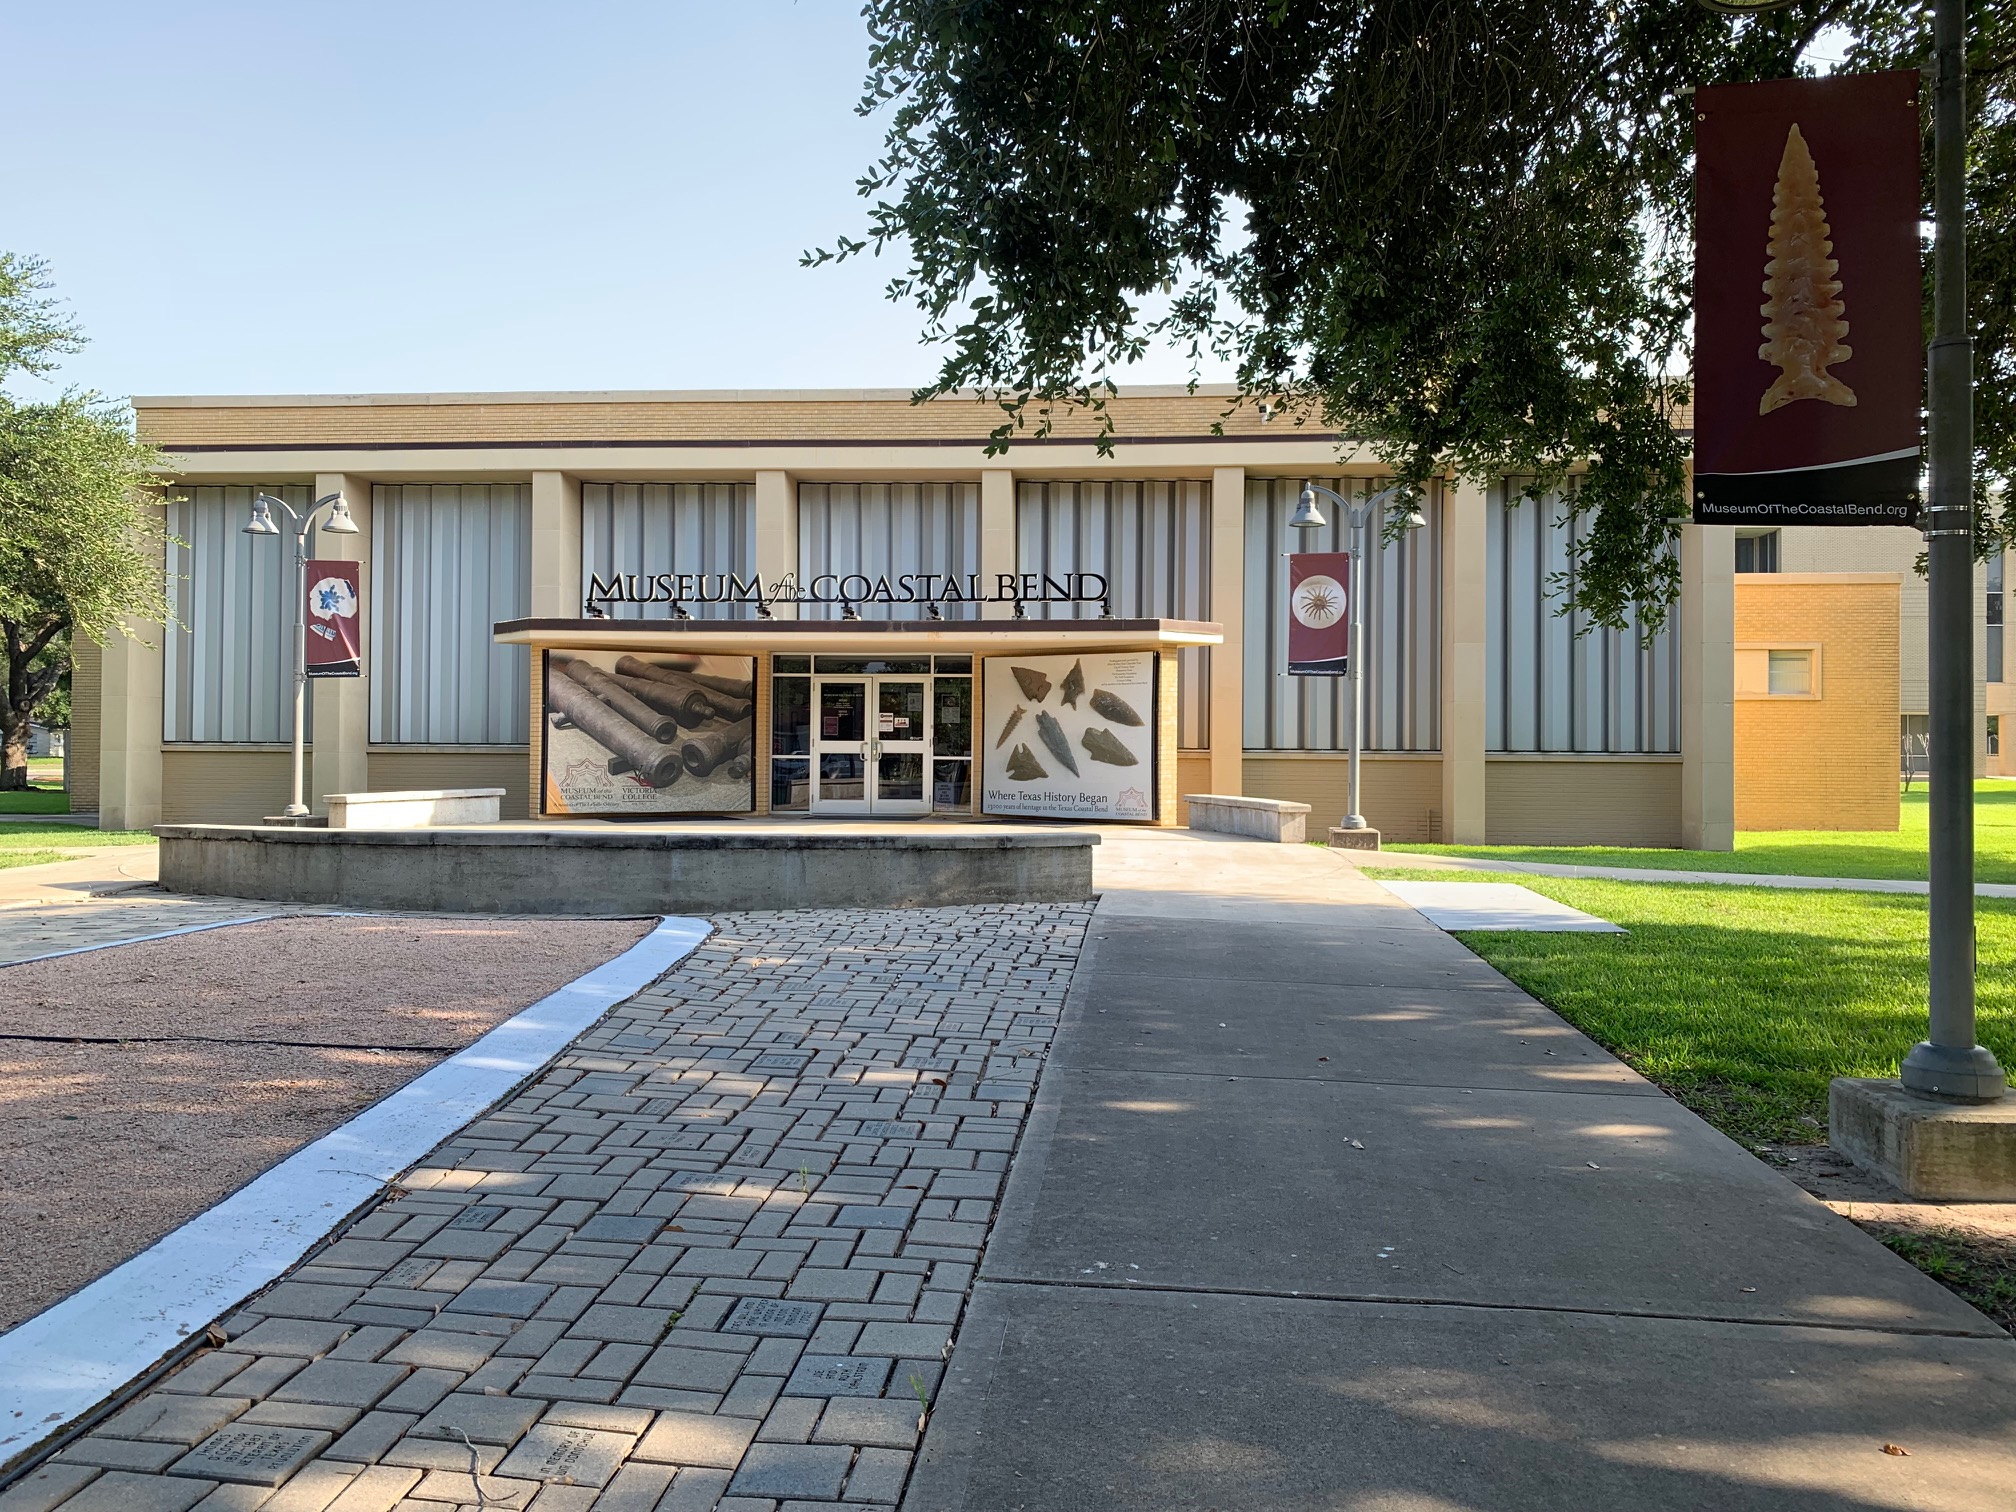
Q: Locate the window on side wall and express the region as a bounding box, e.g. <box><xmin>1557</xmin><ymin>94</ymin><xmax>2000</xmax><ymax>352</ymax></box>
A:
<box><xmin>1735</xmin><ymin>645</ymin><xmax>1820</xmax><ymax>699</ymax></box>
<box><xmin>1734</xmin><ymin>529</ymin><xmax>1781</xmax><ymax>574</ymax></box>
<box><xmin>1990</xmin><ymin>551</ymin><xmax>2004</xmax><ymax>683</ymax></box>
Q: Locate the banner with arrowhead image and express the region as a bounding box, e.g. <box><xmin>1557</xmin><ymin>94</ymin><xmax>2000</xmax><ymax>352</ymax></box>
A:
<box><xmin>303</xmin><ymin>561</ymin><xmax>362</xmax><ymax>677</ymax></box>
<box><xmin>1287</xmin><ymin>553</ymin><xmax>1351</xmax><ymax>675</ymax></box>
<box><xmin>1693</xmin><ymin>71</ymin><xmax>1923</xmax><ymax>526</ymax></box>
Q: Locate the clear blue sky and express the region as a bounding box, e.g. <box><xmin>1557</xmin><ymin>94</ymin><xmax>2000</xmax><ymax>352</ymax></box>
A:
<box><xmin>4</xmin><ymin>2</ymin><xmax>1227</xmax><ymax>403</ymax></box>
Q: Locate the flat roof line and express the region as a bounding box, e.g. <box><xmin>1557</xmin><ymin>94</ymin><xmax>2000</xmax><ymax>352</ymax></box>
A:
<box><xmin>130</xmin><ymin>384</ymin><xmax>1250</xmax><ymax>409</ymax></box>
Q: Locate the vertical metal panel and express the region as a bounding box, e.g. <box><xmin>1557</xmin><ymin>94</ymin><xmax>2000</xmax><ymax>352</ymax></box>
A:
<box><xmin>369</xmin><ymin>484</ymin><xmax>530</xmax><ymax>744</ymax></box>
<box><xmin>164</xmin><ymin>485</ymin><xmax>309</xmax><ymax>743</ymax></box>
<box><xmin>1015</xmin><ymin>480</ymin><xmax>1212</xmax><ymax>748</ymax></box>
<box><xmin>1241</xmin><ymin>477</ymin><xmax>1442</xmax><ymax>752</ymax></box>
<box><xmin>580</xmin><ymin>482</ymin><xmax>755</xmax><ymax>620</ymax></box>
<box><xmin>1486</xmin><ymin>480</ymin><xmax>1681</xmax><ymax>753</ymax></box>
<box><xmin>796</xmin><ymin>482</ymin><xmax>980</xmax><ymax>620</ymax></box>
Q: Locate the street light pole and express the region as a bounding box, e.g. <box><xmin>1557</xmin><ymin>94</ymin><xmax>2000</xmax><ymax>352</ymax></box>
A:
<box><xmin>1291</xmin><ymin>483</ymin><xmax>1424</xmax><ymax>840</ymax></box>
<box><xmin>1903</xmin><ymin>0</ymin><xmax>2005</xmax><ymax>1101</ymax></box>
<box><xmin>244</xmin><ymin>491</ymin><xmax>360</xmax><ymax>818</ymax></box>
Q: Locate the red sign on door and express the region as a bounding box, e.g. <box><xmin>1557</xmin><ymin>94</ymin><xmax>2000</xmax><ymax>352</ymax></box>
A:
<box><xmin>1287</xmin><ymin>553</ymin><xmax>1350</xmax><ymax>676</ymax></box>
<box><xmin>304</xmin><ymin>560</ymin><xmax>362</xmax><ymax>678</ymax></box>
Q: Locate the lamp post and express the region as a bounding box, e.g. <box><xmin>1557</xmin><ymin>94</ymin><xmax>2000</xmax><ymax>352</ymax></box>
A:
<box><xmin>243</xmin><ymin>491</ymin><xmax>360</xmax><ymax>818</ymax></box>
<box><xmin>1290</xmin><ymin>483</ymin><xmax>1426</xmax><ymax>844</ymax></box>
<box><xmin>1904</xmin><ymin>0</ymin><xmax>2005</xmax><ymax>1101</ymax></box>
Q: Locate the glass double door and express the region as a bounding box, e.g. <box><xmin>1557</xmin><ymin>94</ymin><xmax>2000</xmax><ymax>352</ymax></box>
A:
<box><xmin>811</xmin><ymin>677</ymin><xmax>930</xmax><ymax>815</ymax></box>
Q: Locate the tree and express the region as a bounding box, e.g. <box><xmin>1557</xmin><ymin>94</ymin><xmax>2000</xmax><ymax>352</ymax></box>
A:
<box><xmin>0</xmin><ymin>255</ymin><xmax>168</xmax><ymax>790</ymax></box>
<box><xmin>819</xmin><ymin>1</ymin><xmax>2016</xmax><ymax>629</ymax></box>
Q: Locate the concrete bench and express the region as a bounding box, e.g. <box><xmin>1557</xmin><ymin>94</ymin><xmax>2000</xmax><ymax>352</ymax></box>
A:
<box><xmin>1183</xmin><ymin>794</ymin><xmax>1311</xmax><ymax>843</ymax></box>
<box><xmin>324</xmin><ymin>788</ymin><xmax>505</xmax><ymax>830</ymax></box>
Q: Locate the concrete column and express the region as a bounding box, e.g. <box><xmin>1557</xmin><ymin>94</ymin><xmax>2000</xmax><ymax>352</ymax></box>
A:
<box><xmin>530</xmin><ymin>470</ymin><xmax>582</xmax><ymax>617</ymax></box>
<box><xmin>1440</xmin><ymin>477</ymin><xmax>1490</xmax><ymax>843</ymax></box>
<box><xmin>310</xmin><ymin>473</ymin><xmax>373</xmax><ymax>808</ymax></box>
<box><xmin>1207</xmin><ymin>466</ymin><xmax>1247</xmax><ymax>796</ymax></box>
<box><xmin>97</xmin><ymin>622</ymin><xmax>163</xmax><ymax>830</ymax></box>
<box><xmin>979</xmin><ymin>468</ymin><xmax>1016</xmax><ymax>621</ymax></box>
<box><xmin>1680</xmin><ymin>519</ymin><xmax>1737</xmax><ymax>851</ymax></box>
<box><xmin>754</xmin><ymin>470</ymin><xmax>797</xmax><ymax>619</ymax></box>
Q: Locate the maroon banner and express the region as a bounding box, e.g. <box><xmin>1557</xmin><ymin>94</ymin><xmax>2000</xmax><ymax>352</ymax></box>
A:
<box><xmin>304</xmin><ymin>560</ymin><xmax>361</xmax><ymax>678</ymax></box>
<box><xmin>1694</xmin><ymin>71</ymin><xmax>1922</xmax><ymax>525</ymax></box>
<box><xmin>1287</xmin><ymin>553</ymin><xmax>1350</xmax><ymax>676</ymax></box>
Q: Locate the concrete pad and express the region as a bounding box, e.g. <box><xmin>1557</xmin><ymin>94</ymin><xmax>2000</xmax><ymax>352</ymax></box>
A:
<box><xmin>1082</xmin><ymin>916</ymin><xmax>1506</xmax><ymax>990</ymax></box>
<box><xmin>1832</xmin><ymin>1077</ymin><xmax>2016</xmax><ymax>1198</ymax></box>
<box><xmin>909</xmin><ymin>1282</ymin><xmax>2016</xmax><ymax>1512</ymax></box>
<box><xmin>1059</xmin><ymin>972</ymin><xmax>1653</xmax><ymax>1095</ymax></box>
<box><xmin>1376</xmin><ymin>879</ymin><xmax>1626</xmax><ymax>932</ymax></box>
<box><xmin>982</xmin><ymin>1068</ymin><xmax>1997</xmax><ymax>1333</ymax></box>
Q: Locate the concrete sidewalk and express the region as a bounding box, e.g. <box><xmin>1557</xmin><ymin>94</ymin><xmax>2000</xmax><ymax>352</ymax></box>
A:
<box><xmin>910</xmin><ymin>831</ymin><xmax>2016</xmax><ymax>1510</ymax></box>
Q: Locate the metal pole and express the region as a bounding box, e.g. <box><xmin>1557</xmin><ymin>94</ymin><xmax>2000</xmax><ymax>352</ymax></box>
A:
<box><xmin>1903</xmin><ymin>0</ymin><xmax>2005</xmax><ymax>1100</ymax></box>
<box><xmin>1344</xmin><ymin>504</ymin><xmax>1367</xmax><ymax>829</ymax></box>
<box><xmin>287</xmin><ymin>526</ymin><xmax>309</xmax><ymax>817</ymax></box>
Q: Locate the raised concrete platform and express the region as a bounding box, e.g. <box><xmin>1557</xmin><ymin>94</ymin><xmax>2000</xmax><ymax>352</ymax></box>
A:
<box><xmin>154</xmin><ymin>820</ymin><xmax>1099</xmax><ymax>914</ymax></box>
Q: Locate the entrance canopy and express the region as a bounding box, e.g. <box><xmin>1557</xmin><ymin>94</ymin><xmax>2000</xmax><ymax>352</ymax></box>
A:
<box><xmin>493</xmin><ymin>617</ymin><xmax>1222</xmax><ymax>825</ymax></box>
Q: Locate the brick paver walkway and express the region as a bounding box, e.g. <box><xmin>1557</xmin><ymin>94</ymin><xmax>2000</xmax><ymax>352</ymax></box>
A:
<box><xmin>7</xmin><ymin>902</ymin><xmax>1088</xmax><ymax>1512</ymax></box>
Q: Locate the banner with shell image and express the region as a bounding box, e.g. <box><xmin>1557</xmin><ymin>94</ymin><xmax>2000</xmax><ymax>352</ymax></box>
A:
<box><xmin>980</xmin><ymin>652</ymin><xmax>1158</xmax><ymax>820</ymax></box>
<box><xmin>1693</xmin><ymin>71</ymin><xmax>1922</xmax><ymax>526</ymax></box>
<box><xmin>541</xmin><ymin>650</ymin><xmax>756</xmax><ymax>815</ymax></box>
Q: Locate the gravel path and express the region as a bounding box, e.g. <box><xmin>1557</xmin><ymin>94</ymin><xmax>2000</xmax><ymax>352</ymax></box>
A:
<box><xmin>0</xmin><ymin>915</ymin><xmax>651</xmax><ymax>1330</ymax></box>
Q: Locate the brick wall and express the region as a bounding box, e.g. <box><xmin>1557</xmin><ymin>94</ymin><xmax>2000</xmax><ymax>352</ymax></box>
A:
<box><xmin>1735</xmin><ymin>575</ymin><xmax>1900</xmax><ymax>832</ymax></box>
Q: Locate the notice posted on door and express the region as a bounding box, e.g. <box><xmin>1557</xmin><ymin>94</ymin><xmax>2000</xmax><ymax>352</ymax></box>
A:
<box><xmin>980</xmin><ymin>651</ymin><xmax>1157</xmax><ymax>820</ymax></box>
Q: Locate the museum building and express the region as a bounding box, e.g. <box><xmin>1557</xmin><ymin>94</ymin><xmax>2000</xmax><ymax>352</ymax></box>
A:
<box><xmin>71</xmin><ymin>386</ymin><xmax>1735</xmax><ymax>846</ymax></box>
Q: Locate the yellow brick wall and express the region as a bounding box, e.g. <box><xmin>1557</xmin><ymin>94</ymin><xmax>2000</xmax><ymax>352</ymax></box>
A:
<box><xmin>70</xmin><ymin>637</ymin><xmax>101</xmax><ymax>817</ymax></box>
<box><xmin>1734</xmin><ymin>576</ymin><xmax>1900</xmax><ymax>832</ymax></box>
<box><xmin>1484</xmin><ymin>759</ymin><xmax>1682</xmax><ymax>846</ymax></box>
<box><xmin>1241</xmin><ymin>755</ymin><xmax>1444</xmax><ymax>842</ymax></box>
<box><xmin>160</xmin><ymin>750</ymin><xmax>293</xmax><ymax>824</ymax></box>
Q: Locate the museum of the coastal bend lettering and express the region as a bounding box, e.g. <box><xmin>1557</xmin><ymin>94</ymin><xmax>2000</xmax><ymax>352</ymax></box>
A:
<box><xmin>584</xmin><ymin>570</ymin><xmax>1111</xmax><ymax>614</ymax></box>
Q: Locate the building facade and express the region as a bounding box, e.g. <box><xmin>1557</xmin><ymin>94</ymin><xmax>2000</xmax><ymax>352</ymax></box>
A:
<box><xmin>1734</xmin><ymin>524</ymin><xmax>2001</xmax><ymax>778</ymax></box>
<box><xmin>74</xmin><ymin>387</ymin><xmax>1737</xmax><ymax>846</ymax></box>
<box><xmin>1733</xmin><ymin>573</ymin><xmax>1902</xmax><ymax>830</ymax></box>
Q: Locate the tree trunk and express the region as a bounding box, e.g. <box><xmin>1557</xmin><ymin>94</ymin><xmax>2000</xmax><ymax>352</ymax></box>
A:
<box><xmin>0</xmin><ymin>729</ymin><xmax>27</xmax><ymax>790</ymax></box>
<box><xmin>1</xmin><ymin>614</ymin><xmax>66</xmax><ymax>790</ymax></box>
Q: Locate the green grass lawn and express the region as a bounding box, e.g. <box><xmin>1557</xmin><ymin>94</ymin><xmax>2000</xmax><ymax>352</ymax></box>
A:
<box><xmin>1361</xmin><ymin>865</ymin><xmax>2016</xmax><ymax>1146</ymax></box>
<box><xmin>1385</xmin><ymin>780</ymin><xmax>2016</xmax><ymax>883</ymax></box>
<box><xmin>0</xmin><ymin>821</ymin><xmax>155</xmax><ymax>871</ymax></box>
<box><xmin>0</xmin><ymin>788</ymin><xmax>72</xmax><ymax>814</ymax></box>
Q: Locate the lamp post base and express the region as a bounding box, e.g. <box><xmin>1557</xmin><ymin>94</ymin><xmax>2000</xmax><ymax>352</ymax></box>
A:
<box><xmin>1901</xmin><ymin>1040</ymin><xmax>2009</xmax><ymax>1103</ymax></box>
<box><xmin>1328</xmin><ymin>826</ymin><xmax>1381</xmax><ymax>852</ymax></box>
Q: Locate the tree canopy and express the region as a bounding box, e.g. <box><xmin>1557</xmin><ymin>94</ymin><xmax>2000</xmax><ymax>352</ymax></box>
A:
<box><xmin>818</xmin><ymin>0</ymin><xmax>2016</xmax><ymax>628</ymax></box>
<box><xmin>0</xmin><ymin>254</ymin><xmax>166</xmax><ymax>786</ymax></box>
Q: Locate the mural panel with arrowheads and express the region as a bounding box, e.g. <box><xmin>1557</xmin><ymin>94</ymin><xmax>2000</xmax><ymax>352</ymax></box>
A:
<box><xmin>980</xmin><ymin>651</ymin><xmax>1157</xmax><ymax>820</ymax></box>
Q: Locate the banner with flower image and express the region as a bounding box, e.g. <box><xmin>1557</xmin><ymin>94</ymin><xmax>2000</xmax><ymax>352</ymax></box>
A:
<box><xmin>1287</xmin><ymin>552</ymin><xmax>1350</xmax><ymax>676</ymax></box>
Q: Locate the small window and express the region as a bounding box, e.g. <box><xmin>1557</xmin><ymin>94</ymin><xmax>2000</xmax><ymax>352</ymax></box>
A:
<box><xmin>1735</xmin><ymin>530</ymin><xmax>1781</xmax><ymax>574</ymax></box>
<box><xmin>1767</xmin><ymin>649</ymin><xmax>1813</xmax><ymax>695</ymax></box>
<box><xmin>774</xmin><ymin>654</ymin><xmax>811</xmax><ymax>675</ymax></box>
<box><xmin>1736</xmin><ymin>644</ymin><xmax>1820</xmax><ymax>699</ymax></box>
<box><xmin>1990</xmin><ymin>715</ymin><xmax>2002</xmax><ymax>758</ymax></box>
